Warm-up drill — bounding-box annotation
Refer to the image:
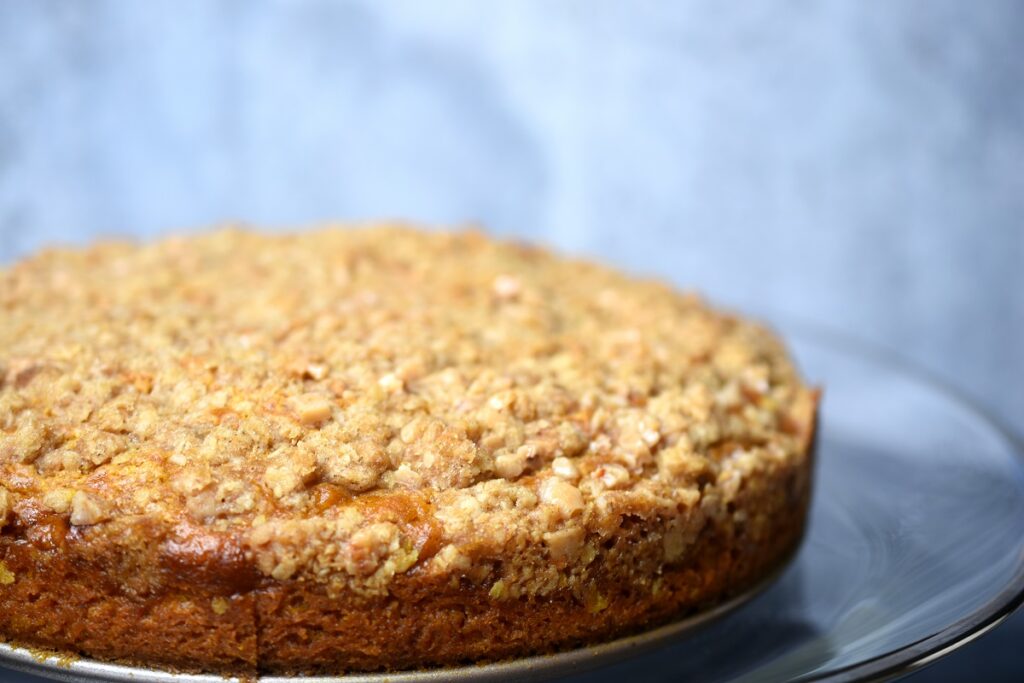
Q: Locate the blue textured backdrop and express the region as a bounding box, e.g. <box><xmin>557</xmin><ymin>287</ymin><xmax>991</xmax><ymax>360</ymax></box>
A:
<box><xmin>0</xmin><ymin>1</ymin><xmax>1021</xmax><ymax>680</ymax></box>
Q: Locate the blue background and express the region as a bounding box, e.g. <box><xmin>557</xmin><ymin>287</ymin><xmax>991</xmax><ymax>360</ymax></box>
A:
<box><xmin>0</xmin><ymin>1</ymin><xmax>1021</xmax><ymax>680</ymax></box>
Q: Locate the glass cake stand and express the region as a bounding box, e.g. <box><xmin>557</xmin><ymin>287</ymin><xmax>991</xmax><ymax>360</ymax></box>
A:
<box><xmin>3</xmin><ymin>322</ymin><xmax>1023</xmax><ymax>683</ymax></box>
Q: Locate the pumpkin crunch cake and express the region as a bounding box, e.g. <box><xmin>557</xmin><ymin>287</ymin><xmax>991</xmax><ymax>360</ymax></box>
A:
<box><xmin>0</xmin><ymin>226</ymin><xmax>818</xmax><ymax>676</ymax></box>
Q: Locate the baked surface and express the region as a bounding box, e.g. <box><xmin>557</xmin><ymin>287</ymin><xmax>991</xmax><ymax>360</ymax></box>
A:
<box><xmin>0</xmin><ymin>226</ymin><xmax>818</xmax><ymax>675</ymax></box>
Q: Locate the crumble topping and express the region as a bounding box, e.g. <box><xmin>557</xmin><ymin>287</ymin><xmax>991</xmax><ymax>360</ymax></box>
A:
<box><xmin>0</xmin><ymin>225</ymin><xmax>816</xmax><ymax>595</ymax></box>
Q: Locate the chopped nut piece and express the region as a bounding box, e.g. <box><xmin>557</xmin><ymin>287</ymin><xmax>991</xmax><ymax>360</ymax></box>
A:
<box><xmin>641</xmin><ymin>427</ymin><xmax>661</xmax><ymax>447</ymax></box>
<box><xmin>70</xmin><ymin>491</ymin><xmax>111</xmax><ymax>526</ymax></box>
<box><xmin>400</xmin><ymin>416</ymin><xmax>427</xmax><ymax>443</ymax></box>
<box><xmin>551</xmin><ymin>456</ymin><xmax>580</xmax><ymax>481</ymax></box>
<box><xmin>391</xmin><ymin>463</ymin><xmax>423</xmax><ymax>488</ymax></box>
<box><xmin>271</xmin><ymin>557</ymin><xmax>298</xmax><ymax>581</ymax></box>
<box><xmin>543</xmin><ymin>526</ymin><xmax>585</xmax><ymax>563</ymax></box>
<box><xmin>492</xmin><ymin>274</ymin><xmax>521</xmax><ymax>300</ymax></box>
<box><xmin>594</xmin><ymin>463</ymin><xmax>631</xmax><ymax>490</ymax></box>
<box><xmin>286</xmin><ymin>393</ymin><xmax>333</xmax><ymax>426</ymax></box>
<box><xmin>539</xmin><ymin>478</ymin><xmax>584</xmax><ymax>519</ymax></box>
<box><xmin>488</xmin><ymin>579</ymin><xmax>507</xmax><ymax>599</ymax></box>
<box><xmin>305</xmin><ymin>362</ymin><xmax>329</xmax><ymax>380</ymax></box>
<box><xmin>0</xmin><ymin>486</ymin><xmax>10</xmax><ymax>527</ymax></box>
<box><xmin>488</xmin><ymin>390</ymin><xmax>516</xmax><ymax>412</ymax></box>
<box><xmin>394</xmin><ymin>360</ymin><xmax>426</xmax><ymax>383</ymax></box>
<box><xmin>211</xmin><ymin>597</ymin><xmax>229</xmax><ymax>615</ymax></box>
<box><xmin>583</xmin><ymin>587</ymin><xmax>609</xmax><ymax>614</ymax></box>
<box><xmin>657</xmin><ymin>441</ymin><xmax>715</xmax><ymax>484</ymax></box>
<box><xmin>378</xmin><ymin>373</ymin><xmax>404</xmax><ymax>393</ymax></box>
<box><xmin>494</xmin><ymin>447</ymin><xmax>529</xmax><ymax>479</ymax></box>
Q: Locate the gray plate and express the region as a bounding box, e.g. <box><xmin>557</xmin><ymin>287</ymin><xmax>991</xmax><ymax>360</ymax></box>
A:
<box><xmin>3</xmin><ymin>322</ymin><xmax>1024</xmax><ymax>683</ymax></box>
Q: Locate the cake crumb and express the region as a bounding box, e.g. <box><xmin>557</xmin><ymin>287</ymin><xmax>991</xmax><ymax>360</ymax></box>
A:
<box><xmin>0</xmin><ymin>561</ymin><xmax>14</xmax><ymax>585</ymax></box>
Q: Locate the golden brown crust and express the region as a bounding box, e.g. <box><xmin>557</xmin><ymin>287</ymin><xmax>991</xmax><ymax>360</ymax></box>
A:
<box><xmin>0</xmin><ymin>225</ymin><xmax>819</xmax><ymax>674</ymax></box>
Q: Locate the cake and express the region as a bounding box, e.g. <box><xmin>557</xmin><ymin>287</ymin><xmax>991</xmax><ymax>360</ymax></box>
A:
<box><xmin>0</xmin><ymin>226</ymin><xmax>818</xmax><ymax>675</ymax></box>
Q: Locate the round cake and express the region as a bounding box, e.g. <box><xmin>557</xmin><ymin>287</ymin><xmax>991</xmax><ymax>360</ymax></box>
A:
<box><xmin>0</xmin><ymin>226</ymin><xmax>818</xmax><ymax>676</ymax></box>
